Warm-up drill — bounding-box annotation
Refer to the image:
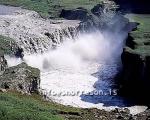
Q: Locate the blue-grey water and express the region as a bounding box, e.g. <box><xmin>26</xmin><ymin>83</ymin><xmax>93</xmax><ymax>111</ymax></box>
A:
<box><xmin>80</xmin><ymin>63</ymin><xmax>135</xmax><ymax>107</ymax></box>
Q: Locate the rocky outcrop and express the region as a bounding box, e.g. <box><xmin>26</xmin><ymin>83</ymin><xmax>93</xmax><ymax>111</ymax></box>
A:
<box><xmin>0</xmin><ymin>35</ymin><xmax>23</xmax><ymax>58</ymax></box>
<box><xmin>60</xmin><ymin>1</ymin><xmax>135</xmax><ymax>34</ymax></box>
<box><xmin>60</xmin><ymin>1</ymin><xmax>118</xmax><ymax>31</ymax></box>
<box><xmin>118</xmin><ymin>20</ymin><xmax>150</xmax><ymax>105</ymax></box>
<box><xmin>119</xmin><ymin>47</ymin><xmax>150</xmax><ymax>104</ymax></box>
<box><xmin>0</xmin><ymin>9</ymin><xmax>80</xmax><ymax>54</ymax></box>
<box><xmin>0</xmin><ymin>62</ymin><xmax>40</xmax><ymax>94</ymax></box>
<box><xmin>0</xmin><ymin>55</ymin><xmax>7</xmax><ymax>74</ymax></box>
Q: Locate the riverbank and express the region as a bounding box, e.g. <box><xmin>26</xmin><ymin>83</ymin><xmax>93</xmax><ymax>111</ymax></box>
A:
<box><xmin>0</xmin><ymin>91</ymin><xmax>150</xmax><ymax>120</ymax></box>
<box><xmin>119</xmin><ymin>14</ymin><xmax>150</xmax><ymax>106</ymax></box>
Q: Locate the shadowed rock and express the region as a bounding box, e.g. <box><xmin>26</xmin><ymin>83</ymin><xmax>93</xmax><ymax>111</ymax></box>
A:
<box><xmin>60</xmin><ymin>8</ymin><xmax>88</xmax><ymax>21</ymax></box>
<box><xmin>0</xmin><ymin>55</ymin><xmax>7</xmax><ymax>74</ymax></box>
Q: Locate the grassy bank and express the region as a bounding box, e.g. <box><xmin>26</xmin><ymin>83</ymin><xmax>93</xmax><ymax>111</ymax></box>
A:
<box><xmin>126</xmin><ymin>14</ymin><xmax>150</xmax><ymax>57</ymax></box>
<box><xmin>0</xmin><ymin>91</ymin><xmax>82</xmax><ymax>120</ymax></box>
<box><xmin>0</xmin><ymin>0</ymin><xmax>102</xmax><ymax>18</ymax></box>
<box><xmin>0</xmin><ymin>91</ymin><xmax>107</xmax><ymax>120</ymax></box>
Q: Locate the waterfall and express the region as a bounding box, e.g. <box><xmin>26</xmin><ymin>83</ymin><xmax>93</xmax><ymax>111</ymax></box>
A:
<box><xmin>0</xmin><ymin>9</ymin><xmax>80</xmax><ymax>54</ymax></box>
<box><xmin>0</xmin><ymin>4</ymin><xmax>148</xmax><ymax>115</ymax></box>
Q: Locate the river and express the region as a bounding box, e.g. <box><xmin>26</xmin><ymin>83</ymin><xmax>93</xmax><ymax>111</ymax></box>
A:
<box><xmin>0</xmin><ymin>4</ymin><xmax>147</xmax><ymax>115</ymax></box>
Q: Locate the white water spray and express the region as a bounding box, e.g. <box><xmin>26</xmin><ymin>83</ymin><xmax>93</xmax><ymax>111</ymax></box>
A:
<box><xmin>6</xmin><ymin>30</ymin><xmax>126</xmax><ymax>109</ymax></box>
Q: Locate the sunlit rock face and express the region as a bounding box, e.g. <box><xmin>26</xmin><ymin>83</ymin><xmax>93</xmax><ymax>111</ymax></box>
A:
<box><xmin>0</xmin><ymin>62</ymin><xmax>40</xmax><ymax>94</ymax></box>
<box><xmin>0</xmin><ymin>8</ymin><xmax>80</xmax><ymax>54</ymax></box>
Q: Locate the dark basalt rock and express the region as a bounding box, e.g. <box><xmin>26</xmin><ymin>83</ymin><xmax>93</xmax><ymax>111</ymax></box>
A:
<box><xmin>0</xmin><ymin>62</ymin><xmax>40</xmax><ymax>94</ymax></box>
<box><xmin>15</xmin><ymin>47</ymin><xmax>24</xmax><ymax>58</ymax></box>
<box><xmin>118</xmin><ymin>47</ymin><xmax>150</xmax><ymax>105</ymax></box>
<box><xmin>91</xmin><ymin>4</ymin><xmax>104</xmax><ymax>16</ymax></box>
<box><xmin>0</xmin><ymin>55</ymin><xmax>8</xmax><ymax>74</ymax></box>
<box><xmin>0</xmin><ymin>35</ymin><xmax>24</xmax><ymax>58</ymax></box>
<box><xmin>60</xmin><ymin>8</ymin><xmax>88</xmax><ymax>21</ymax></box>
<box><xmin>60</xmin><ymin>3</ymin><xmax>108</xmax><ymax>30</ymax></box>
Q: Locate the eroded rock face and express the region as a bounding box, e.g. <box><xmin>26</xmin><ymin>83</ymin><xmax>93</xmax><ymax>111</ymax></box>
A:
<box><xmin>60</xmin><ymin>2</ymin><xmax>118</xmax><ymax>31</ymax></box>
<box><xmin>60</xmin><ymin>8</ymin><xmax>88</xmax><ymax>21</ymax></box>
<box><xmin>0</xmin><ymin>62</ymin><xmax>40</xmax><ymax>94</ymax></box>
<box><xmin>118</xmin><ymin>16</ymin><xmax>150</xmax><ymax>105</ymax></box>
<box><xmin>119</xmin><ymin>47</ymin><xmax>150</xmax><ymax>105</ymax></box>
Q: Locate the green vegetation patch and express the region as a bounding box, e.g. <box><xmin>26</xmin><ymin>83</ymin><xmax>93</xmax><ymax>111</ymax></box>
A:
<box><xmin>0</xmin><ymin>91</ymin><xmax>117</xmax><ymax>120</ymax></box>
<box><xmin>0</xmin><ymin>91</ymin><xmax>75</xmax><ymax>120</ymax></box>
<box><xmin>126</xmin><ymin>14</ymin><xmax>150</xmax><ymax>57</ymax></box>
<box><xmin>0</xmin><ymin>35</ymin><xmax>18</xmax><ymax>56</ymax></box>
<box><xmin>0</xmin><ymin>0</ymin><xmax>102</xmax><ymax>18</ymax></box>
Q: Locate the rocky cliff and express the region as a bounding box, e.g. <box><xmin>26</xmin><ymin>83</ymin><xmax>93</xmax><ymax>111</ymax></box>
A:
<box><xmin>118</xmin><ymin>14</ymin><xmax>150</xmax><ymax>105</ymax></box>
<box><xmin>60</xmin><ymin>1</ymin><xmax>118</xmax><ymax>31</ymax></box>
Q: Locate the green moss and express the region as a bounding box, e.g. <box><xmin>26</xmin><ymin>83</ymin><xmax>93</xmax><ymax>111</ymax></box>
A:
<box><xmin>0</xmin><ymin>91</ymin><xmax>82</xmax><ymax>120</ymax></box>
<box><xmin>0</xmin><ymin>35</ymin><xmax>18</xmax><ymax>56</ymax></box>
<box><xmin>0</xmin><ymin>92</ymin><xmax>63</xmax><ymax>120</ymax></box>
<box><xmin>126</xmin><ymin>14</ymin><xmax>150</xmax><ymax>57</ymax></box>
<box><xmin>0</xmin><ymin>90</ymin><xmax>114</xmax><ymax>120</ymax></box>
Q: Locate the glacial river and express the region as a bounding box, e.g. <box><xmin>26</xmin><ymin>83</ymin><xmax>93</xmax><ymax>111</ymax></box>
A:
<box><xmin>0</xmin><ymin>4</ymin><xmax>147</xmax><ymax>115</ymax></box>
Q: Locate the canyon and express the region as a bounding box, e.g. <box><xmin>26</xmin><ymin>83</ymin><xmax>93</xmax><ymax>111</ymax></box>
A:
<box><xmin>0</xmin><ymin>1</ymin><xmax>150</xmax><ymax>120</ymax></box>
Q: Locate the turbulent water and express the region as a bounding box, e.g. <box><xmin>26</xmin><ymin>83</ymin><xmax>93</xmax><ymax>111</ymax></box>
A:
<box><xmin>1</xmin><ymin>5</ymin><xmax>147</xmax><ymax>114</ymax></box>
<box><xmin>7</xmin><ymin>30</ymin><xmax>126</xmax><ymax>108</ymax></box>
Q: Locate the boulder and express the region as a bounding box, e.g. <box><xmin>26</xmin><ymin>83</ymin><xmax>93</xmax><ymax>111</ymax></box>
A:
<box><xmin>60</xmin><ymin>8</ymin><xmax>88</xmax><ymax>21</ymax></box>
<box><xmin>91</xmin><ymin>4</ymin><xmax>105</xmax><ymax>16</ymax></box>
<box><xmin>0</xmin><ymin>35</ymin><xmax>24</xmax><ymax>58</ymax></box>
<box><xmin>0</xmin><ymin>62</ymin><xmax>40</xmax><ymax>94</ymax></box>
